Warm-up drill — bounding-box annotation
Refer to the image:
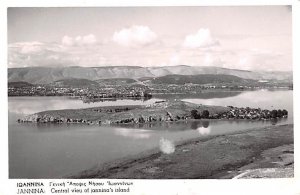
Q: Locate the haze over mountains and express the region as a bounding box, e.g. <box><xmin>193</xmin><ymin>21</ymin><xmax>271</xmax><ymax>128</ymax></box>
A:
<box><xmin>8</xmin><ymin>65</ymin><xmax>292</xmax><ymax>84</ymax></box>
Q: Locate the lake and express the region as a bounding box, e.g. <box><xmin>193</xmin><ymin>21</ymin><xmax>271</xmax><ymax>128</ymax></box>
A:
<box><xmin>8</xmin><ymin>90</ymin><xmax>293</xmax><ymax>178</ymax></box>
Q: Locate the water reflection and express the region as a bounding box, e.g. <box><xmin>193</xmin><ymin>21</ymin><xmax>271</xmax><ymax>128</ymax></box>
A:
<box><xmin>197</xmin><ymin>127</ymin><xmax>211</xmax><ymax>135</ymax></box>
<box><xmin>112</xmin><ymin>121</ymin><xmax>192</xmax><ymax>131</ymax></box>
<box><xmin>190</xmin><ymin>120</ymin><xmax>210</xmax><ymax>130</ymax></box>
<box><xmin>154</xmin><ymin>91</ymin><xmax>242</xmax><ymax>100</ymax></box>
<box><xmin>189</xmin><ymin>120</ymin><xmax>211</xmax><ymax>135</ymax></box>
<box><xmin>202</xmin><ymin>120</ymin><xmax>209</xmax><ymax>128</ymax></box>
<box><xmin>114</xmin><ymin>128</ymin><xmax>152</xmax><ymax>139</ymax></box>
<box><xmin>113</xmin><ymin>121</ymin><xmax>211</xmax><ymax>131</ymax></box>
<box><xmin>271</xmin><ymin>118</ymin><xmax>278</xmax><ymax>125</ymax></box>
<box><xmin>10</xmin><ymin>122</ymin><xmax>88</xmax><ymax>133</ymax></box>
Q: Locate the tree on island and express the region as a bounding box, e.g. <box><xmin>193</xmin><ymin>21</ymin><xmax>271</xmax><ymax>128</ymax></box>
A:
<box><xmin>271</xmin><ymin>110</ymin><xmax>278</xmax><ymax>118</ymax></box>
<box><xmin>282</xmin><ymin>109</ymin><xmax>288</xmax><ymax>116</ymax></box>
<box><xmin>201</xmin><ymin>110</ymin><xmax>210</xmax><ymax>119</ymax></box>
<box><xmin>191</xmin><ymin>110</ymin><xmax>201</xmax><ymax>119</ymax></box>
<box><xmin>191</xmin><ymin>109</ymin><xmax>210</xmax><ymax>119</ymax></box>
<box><xmin>277</xmin><ymin>110</ymin><xmax>283</xmax><ymax>118</ymax></box>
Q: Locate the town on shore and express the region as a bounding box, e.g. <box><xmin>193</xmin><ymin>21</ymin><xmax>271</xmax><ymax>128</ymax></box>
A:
<box><xmin>8</xmin><ymin>67</ymin><xmax>292</xmax><ymax>103</ymax></box>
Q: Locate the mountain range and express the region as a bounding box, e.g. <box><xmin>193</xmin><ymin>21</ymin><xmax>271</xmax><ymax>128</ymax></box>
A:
<box><xmin>8</xmin><ymin>65</ymin><xmax>292</xmax><ymax>84</ymax></box>
<box><xmin>146</xmin><ymin>74</ymin><xmax>254</xmax><ymax>85</ymax></box>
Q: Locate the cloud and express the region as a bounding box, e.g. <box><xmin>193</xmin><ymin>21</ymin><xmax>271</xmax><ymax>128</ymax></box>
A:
<box><xmin>183</xmin><ymin>28</ymin><xmax>219</xmax><ymax>48</ymax></box>
<box><xmin>8</xmin><ymin>40</ymin><xmax>111</xmax><ymax>68</ymax></box>
<box><xmin>8</xmin><ymin>42</ymin><xmax>46</xmax><ymax>54</ymax></box>
<box><xmin>19</xmin><ymin>42</ymin><xmax>44</xmax><ymax>54</ymax></box>
<box><xmin>204</xmin><ymin>53</ymin><xmax>213</xmax><ymax>65</ymax></box>
<box><xmin>169</xmin><ymin>53</ymin><xmax>180</xmax><ymax>65</ymax></box>
<box><xmin>8</xmin><ymin>32</ymin><xmax>291</xmax><ymax>71</ymax></box>
<box><xmin>62</xmin><ymin>34</ymin><xmax>97</xmax><ymax>46</ymax></box>
<box><xmin>76</xmin><ymin>34</ymin><xmax>97</xmax><ymax>45</ymax></box>
<box><xmin>8</xmin><ymin>42</ymin><xmax>75</xmax><ymax>67</ymax></box>
<box><xmin>217</xmin><ymin>48</ymin><xmax>287</xmax><ymax>71</ymax></box>
<box><xmin>62</xmin><ymin>36</ymin><xmax>73</xmax><ymax>46</ymax></box>
<box><xmin>113</xmin><ymin>25</ymin><xmax>157</xmax><ymax>47</ymax></box>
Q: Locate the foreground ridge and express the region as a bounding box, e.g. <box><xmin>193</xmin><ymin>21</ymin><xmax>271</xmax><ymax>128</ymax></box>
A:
<box><xmin>69</xmin><ymin>124</ymin><xmax>293</xmax><ymax>179</ymax></box>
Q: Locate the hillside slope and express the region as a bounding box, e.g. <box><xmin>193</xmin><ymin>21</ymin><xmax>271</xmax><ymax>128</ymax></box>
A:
<box><xmin>146</xmin><ymin>74</ymin><xmax>254</xmax><ymax>85</ymax></box>
<box><xmin>8</xmin><ymin>65</ymin><xmax>292</xmax><ymax>84</ymax></box>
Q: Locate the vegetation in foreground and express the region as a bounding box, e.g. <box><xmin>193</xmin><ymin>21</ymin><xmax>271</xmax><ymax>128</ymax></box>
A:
<box><xmin>70</xmin><ymin>124</ymin><xmax>293</xmax><ymax>179</ymax></box>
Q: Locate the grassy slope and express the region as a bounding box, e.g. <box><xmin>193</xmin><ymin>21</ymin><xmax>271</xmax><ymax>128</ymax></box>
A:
<box><xmin>70</xmin><ymin>124</ymin><xmax>293</xmax><ymax>179</ymax></box>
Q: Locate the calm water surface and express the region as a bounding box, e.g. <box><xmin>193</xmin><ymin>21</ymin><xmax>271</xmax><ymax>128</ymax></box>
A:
<box><xmin>8</xmin><ymin>90</ymin><xmax>293</xmax><ymax>178</ymax></box>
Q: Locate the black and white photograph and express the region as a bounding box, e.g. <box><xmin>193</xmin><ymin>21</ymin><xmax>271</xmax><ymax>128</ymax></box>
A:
<box><xmin>2</xmin><ymin>2</ymin><xmax>299</xmax><ymax>194</ymax></box>
<box><xmin>7</xmin><ymin>5</ymin><xmax>294</xmax><ymax>180</ymax></box>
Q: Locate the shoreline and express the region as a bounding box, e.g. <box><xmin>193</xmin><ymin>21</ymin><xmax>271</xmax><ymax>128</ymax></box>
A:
<box><xmin>69</xmin><ymin>123</ymin><xmax>293</xmax><ymax>179</ymax></box>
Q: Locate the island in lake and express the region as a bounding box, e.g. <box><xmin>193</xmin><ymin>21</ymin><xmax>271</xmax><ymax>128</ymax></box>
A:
<box><xmin>18</xmin><ymin>100</ymin><xmax>288</xmax><ymax>125</ymax></box>
<box><xmin>16</xmin><ymin>99</ymin><xmax>292</xmax><ymax>179</ymax></box>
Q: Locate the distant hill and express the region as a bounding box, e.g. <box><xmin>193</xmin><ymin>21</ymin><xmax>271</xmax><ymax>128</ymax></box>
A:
<box><xmin>51</xmin><ymin>78</ymin><xmax>99</xmax><ymax>88</ymax></box>
<box><xmin>8</xmin><ymin>65</ymin><xmax>292</xmax><ymax>84</ymax></box>
<box><xmin>146</xmin><ymin>74</ymin><xmax>253</xmax><ymax>85</ymax></box>
<box><xmin>8</xmin><ymin>81</ymin><xmax>34</xmax><ymax>88</ymax></box>
<box><xmin>95</xmin><ymin>78</ymin><xmax>137</xmax><ymax>86</ymax></box>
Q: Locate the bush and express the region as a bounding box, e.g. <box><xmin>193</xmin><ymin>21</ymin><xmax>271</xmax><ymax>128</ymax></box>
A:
<box><xmin>271</xmin><ymin>110</ymin><xmax>278</xmax><ymax>118</ymax></box>
<box><xmin>282</xmin><ymin>109</ymin><xmax>288</xmax><ymax>116</ymax></box>
<box><xmin>201</xmin><ymin>110</ymin><xmax>210</xmax><ymax>119</ymax></box>
<box><xmin>191</xmin><ymin>110</ymin><xmax>201</xmax><ymax>119</ymax></box>
<box><xmin>277</xmin><ymin>109</ymin><xmax>283</xmax><ymax>117</ymax></box>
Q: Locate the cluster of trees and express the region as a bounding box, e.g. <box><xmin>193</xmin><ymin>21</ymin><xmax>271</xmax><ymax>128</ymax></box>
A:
<box><xmin>190</xmin><ymin>109</ymin><xmax>210</xmax><ymax>119</ymax></box>
<box><xmin>270</xmin><ymin>109</ymin><xmax>288</xmax><ymax>118</ymax></box>
<box><xmin>190</xmin><ymin>108</ymin><xmax>288</xmax><ymax>120</ymax></box>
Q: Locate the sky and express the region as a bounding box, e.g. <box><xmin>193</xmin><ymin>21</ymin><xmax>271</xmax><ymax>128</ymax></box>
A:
<box><xmin>7</xmin><ymin>6</ymin><xmax>292</xmax><ymax>71</ymax></box>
